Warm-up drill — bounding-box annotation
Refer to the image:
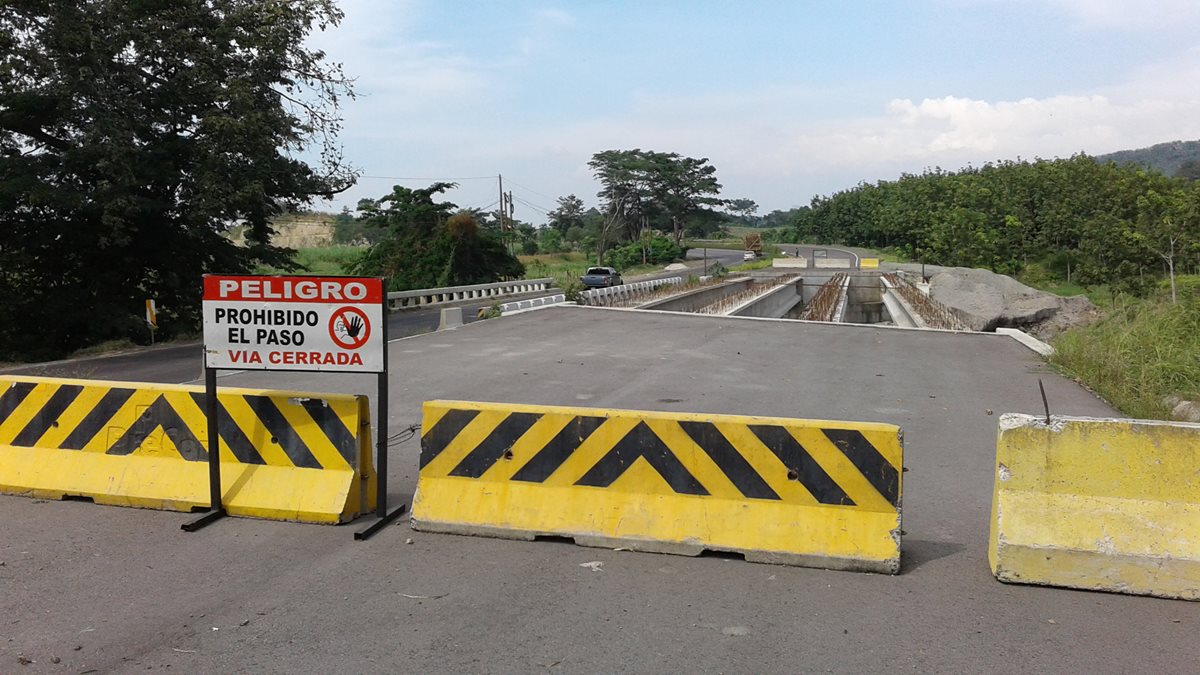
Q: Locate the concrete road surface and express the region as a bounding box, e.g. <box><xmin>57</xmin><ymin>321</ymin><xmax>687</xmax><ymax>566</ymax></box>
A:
<box><xmin>3</xmin><ymin>306</ymin><xmax>1198</xmax><ymax>673</ymax></box>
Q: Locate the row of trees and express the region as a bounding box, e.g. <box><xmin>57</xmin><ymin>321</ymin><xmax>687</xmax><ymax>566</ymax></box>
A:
<box><xmin>770</xmin><ymin>156</ymin><xmax>1199</xmax><ymax>298</ymax></box>
<box><xmin>351</xmin><ymin>149</ymin><xmax>747</xmax><ymax>280</ymax></box>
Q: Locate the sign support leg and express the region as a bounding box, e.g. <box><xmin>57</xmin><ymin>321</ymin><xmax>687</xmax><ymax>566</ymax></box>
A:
<box><xmin>182</xmin><ymin>365</ymin><xmax>227</xmax><ymax>532</ymax></box>
<box><xmin>356</xmin><ymin>285</ymin><xmax>406</xmax><ymax>540</ymax></box>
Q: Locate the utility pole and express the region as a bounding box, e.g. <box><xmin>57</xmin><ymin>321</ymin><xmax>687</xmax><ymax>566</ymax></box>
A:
<box><xmin>496</xmin><ymin>172</ymin><xmax>506</xmax><ymax>230</ymax></box>
<box><xmin>505</xmin><ymin>190</ymin><xmax>515</xmax><ymax>255</ymax></box>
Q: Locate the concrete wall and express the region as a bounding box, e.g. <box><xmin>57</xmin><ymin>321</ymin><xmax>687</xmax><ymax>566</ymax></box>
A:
<box><xmin>843</xmin><ymin>277</ymin><xmax>885</xmax><ymax>323</ymax></box>
<box><xmin>730</xmin><ymin>281</ymin><xmax>803</xmax><ymax>319</ymax></box>
<box><xmin>639</xmin><ymin>278</ymin><xmax>753</xmax><ymax>313</ymax></box>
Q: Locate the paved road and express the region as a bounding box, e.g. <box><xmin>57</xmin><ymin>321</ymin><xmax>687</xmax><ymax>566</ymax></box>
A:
<box><xmin>0</xmin><ymin>305</ymin><xmax>484</xmax><ymax>384</ymax></box>
<box><xmin>5</xmin><ymin>306</ymin><xmax>1197</xmax><ymax>673</ymax></box>
<box><xmin>0</xmin><ymin>260</ymin><xmax>724</xmax><ymax>385</ymax></box>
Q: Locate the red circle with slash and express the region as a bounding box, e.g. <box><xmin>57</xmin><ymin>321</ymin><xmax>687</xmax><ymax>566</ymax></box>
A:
<box><xmin>328</xmin><ymin>306</ymin><xmax>371</xmax><ymax>349</ymax></box>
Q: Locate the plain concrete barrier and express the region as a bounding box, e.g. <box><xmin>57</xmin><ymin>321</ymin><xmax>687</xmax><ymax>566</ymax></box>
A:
<box><xmin>773</xmin><ymin>258</ymin><xmax>809</xmax><ymax>268</ymax></box>
<box><xmin>413</xmin><ymin>400</ymin><xmax>904</xmax><ymax>573</ymax></box>
<box><xmin>989</xmin><ymin>413</ymin><xmax>1200</xmax><ymax>600</ymax></box>
<box><xmin>438</xmin><ymin>307</ymin><xmax>464</xmax><ymax>330</ymax></box>
<box><xmin>814</xmin><ymin>258</ymin><xmax>852</xmax><ymax>269</ymax></box>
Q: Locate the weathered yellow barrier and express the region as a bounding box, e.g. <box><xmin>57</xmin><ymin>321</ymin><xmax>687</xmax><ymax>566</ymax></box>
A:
<box><xmin>990</xmin><ymin>413</ymin><xmax>1200</xmax><ymax>600</ymax></box>
<box><xmin>412</xmin><ymin>400</ymin><xmax>903</xmax><ymax>573</ymax></box>
<box><xmin>860</xmin><ymin>258</ymin><xmax>880</xmax><ymax>269</ymax></box>
<box><xmin>0</xmin><ymin>376</ymin><xmax>375</xmax><ymax>523</ymax></box>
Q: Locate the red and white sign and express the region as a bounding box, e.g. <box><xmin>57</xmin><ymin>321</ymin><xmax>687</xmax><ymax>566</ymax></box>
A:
<box><xmin>202</xmin><ymin>275</ymin><xmax>385</xmax><ymax>373</ymax></box>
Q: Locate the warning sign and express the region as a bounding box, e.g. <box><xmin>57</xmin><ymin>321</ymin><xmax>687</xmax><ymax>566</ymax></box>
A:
<box><xmin>202</xmin><ymin>275</ymin><xmax>385</xmax><ymax>373</ymax></box>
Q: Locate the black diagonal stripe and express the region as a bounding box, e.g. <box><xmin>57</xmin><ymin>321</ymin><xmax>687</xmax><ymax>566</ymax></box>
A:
<box><xmin>60</xmin><ymin>387</ymin><xmax>137</xmax><ymax>449</ymax></box>
<box><xmin>749</xmin><ymin>425</ymin><xmax>854</xmax><ymax>506</ymax></box>
<box><xmin>188</xmin><ymin>393</ymin><xmax>266</xmax><ymax>466</ymax></box>
<box><xmin>512</xmin><ymin>415</ymin><xmax>606</xmax><ymax>483</ymax></box>
<box><xmin>244</xmin><ymin>395</ymin><xmax>320</xmax><ymax>469</ymax></box>
<box><xmin>449</xmin><ymin>412</ymin><xmax>541</xmax><ymax>478</ymax></box>
<box><xmin>420</xmin><ymin>409</ymin><xmax>480</xmax><ymax>468</ymax></box>
<box><xmin>824</xmin><ymin>429</ymin><xmax>900</xmax><ymax>506</ymax></box>
<box><xmin>11</xmin><ymin>384</ymin><xmax>83</xmax><ymax>447</ymax></box>
<box><xmin>107</xmin><ymin>396</ymin><xmax>207</xmax><ymax>461</ymax></box>
<box><xmin>299</xmin><ymin>398</ymin><xmax>358</xmax><ymax>465</ymax></box>
<box><xmin>576</xmin><ymin>422</ymin><xmax>708</xmax><ymax>495</ymax></box>
<box><xmin>0</xmin><ymin>381</ymin><xmax>36</xmax><ymax>426</ymax></box>
<box><xmin>679</xmin><ymin>421</ymin><xmax>780</xmax><ymax>500</ymax></box>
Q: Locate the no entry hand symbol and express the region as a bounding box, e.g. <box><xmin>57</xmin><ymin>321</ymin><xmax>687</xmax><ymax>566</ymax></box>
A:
<box><xmin>329</xmin><ymin>306</ymin><xmax>371</xmax><ymax>350</ymax></box>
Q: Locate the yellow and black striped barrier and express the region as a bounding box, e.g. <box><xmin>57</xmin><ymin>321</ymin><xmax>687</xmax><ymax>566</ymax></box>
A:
<box><xmin>412</xmin><ymin>400</ymin><xmax>903</xmax><ymax>573</ymax></box>
<box><xmin>0</xmin><ymin>376</ymin><xmax>375</xmax><ymax>523</ymax></box>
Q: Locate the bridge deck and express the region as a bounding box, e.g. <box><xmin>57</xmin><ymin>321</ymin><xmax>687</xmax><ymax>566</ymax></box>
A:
<box><xmin>5</xmin><ymin>306</ymin><xmax>1194</xmax><ymax>674</ymax></box>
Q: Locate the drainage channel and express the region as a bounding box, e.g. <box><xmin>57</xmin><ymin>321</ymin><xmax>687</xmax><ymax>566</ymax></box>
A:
<box><xmin>633</xmin><ymin>270</ymin><xmax>966</xmax><ymax>330</ymax></box>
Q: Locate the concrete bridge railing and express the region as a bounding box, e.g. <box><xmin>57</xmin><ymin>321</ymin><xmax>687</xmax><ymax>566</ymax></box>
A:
<box><xmin>387</xmin><ymin>278</ymin><xmax>554</xmax><ymax>311</ymax></box>
<box><xmin>578</xmin><ymin>277</ymin><xmax>683</xmax><ymax>305</ymax></box>
<box><xmin>497</xmin><ymin>294</ymin><xmax>567</xmax><ymax>315</ymax></box>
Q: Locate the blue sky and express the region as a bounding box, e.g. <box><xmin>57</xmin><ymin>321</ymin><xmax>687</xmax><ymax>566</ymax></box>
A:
<box><xmin>309</xmin><ymin>0</ymin><xmax>1200</xmax><ymax>223</ymax></box>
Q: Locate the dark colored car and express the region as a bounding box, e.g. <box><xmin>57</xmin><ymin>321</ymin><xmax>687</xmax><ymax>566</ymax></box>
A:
<box><xmin>580</xmin><ymin>266</ymin><xmax>623</xmax><ymax>288</ymax></box>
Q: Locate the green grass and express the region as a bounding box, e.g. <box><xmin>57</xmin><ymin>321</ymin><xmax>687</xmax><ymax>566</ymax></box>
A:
<box><xmin>254</xmin><ymin>246</ymin><xmax>364</xmax><ymax>275</ymax></box>
<box><xmin>1051</xmin><ymin>291</ymin><xmax>1200</xmax><ymax>419</ymax></box>
<box><xmin>519</xmin><ymin>251</ymin><xmax>662</xmax><ymax>289</ymax></box>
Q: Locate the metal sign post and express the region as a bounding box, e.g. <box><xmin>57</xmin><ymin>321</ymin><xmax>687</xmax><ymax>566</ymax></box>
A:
<box><xmin>355</xmin><ymin>302</ymin><xmax>407</xmax><ymax>540</ymax></box>
<box><xmin>183</xmin><ymin>275</ymin><xmax>402</xmax><ymax>538</ymax></box>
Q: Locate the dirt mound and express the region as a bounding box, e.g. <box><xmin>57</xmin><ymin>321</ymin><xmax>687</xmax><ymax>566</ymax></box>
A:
<box><xmin>889</xmin><ymin>263</ymin><xmax>1098</xmax><ymax>338</ymax></box>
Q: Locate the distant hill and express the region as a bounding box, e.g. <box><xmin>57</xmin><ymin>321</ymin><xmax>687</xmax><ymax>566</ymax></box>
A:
<box><xmin>1095</xmin><ymin>140</ymin><xmax>1200</xmax><ymax>178</ymax></box>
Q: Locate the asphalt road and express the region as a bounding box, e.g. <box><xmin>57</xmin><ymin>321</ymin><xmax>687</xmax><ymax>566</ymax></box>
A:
<box><xmin>0</xmin><ymin>304</ymin><xmax>484</xmax><ymax>384</ymax></box>
<box><xmin>5</xmin><ymin>306</ymin><xmax>1197</xmax><ymax>673</ymax></box>
<box><xmin>0</xmin><ymin>258</ymin><xmax>735</xmax><ymax>385</ymax></box>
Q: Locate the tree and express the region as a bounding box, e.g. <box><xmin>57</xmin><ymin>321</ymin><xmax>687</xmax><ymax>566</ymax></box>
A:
<box><xmin>1137</xmin><ymin>187</ymin><xmax>1198</xmax><ymax>303</ymax></box>
<box><xmin>587</xmin><ymin>149</ymin><xmax>724</xmax><ymax>244</ymax></box>
<box><xmin>353</xmin><ymin>184</ymin><xmax>524</xmax><ymax>290</ymax></box>
<box><xmin>547</xmin><ymin>194</ymin><xmax>586</xmax><ymax>234</ymax></box>
<box><xmin>0</xmin><ymin>0</ymin><xmax>355</xmax><ymax>360</ymax></box>
<box><xmin>726</xmin><ymin>198</ymin><xmax>759</xmax><ymax>223</ymax></box>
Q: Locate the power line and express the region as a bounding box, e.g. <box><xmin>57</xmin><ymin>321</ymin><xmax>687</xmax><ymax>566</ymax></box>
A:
<box><xmin>504</xmin><ymin>179</ymin><xmax>560</xmax><ymax>204</ymax></box>
<box><xmin>511</xmin><ymin>195</ymin><xmax>552</xmax><ymax>217</ymax></box>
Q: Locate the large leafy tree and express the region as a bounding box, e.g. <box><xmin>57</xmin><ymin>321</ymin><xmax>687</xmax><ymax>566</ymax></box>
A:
<box><xmin>0</xmin><ymin>0</ymin><xmax>355</xmax><ymax>360</ymax></box>
<box><xmin>352</xmin><ymin>183</ymin><xmax>524</xmax><ymax>290</ymax></box>
<box><xmin>588</xmin><ymin>149</ymin><xmax>724</xmax><ymax>246</ymax></box>
<box><xmin>547</xmin><ymin>194</ymin><xmax>585</xmax><ymax>234</ymax></box>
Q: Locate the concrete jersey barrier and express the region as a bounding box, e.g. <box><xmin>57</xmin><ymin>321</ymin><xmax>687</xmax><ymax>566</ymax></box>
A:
<box><xmin>989</xmin><ymin>413</ymin><xmax>1200</xmax><ymax>600</ymax></box>
<box><xmin>412</xmin><ymin>400</ymin><xmax>904</xmax><ymax>573</ymax></box>
<box><xmin>0</xmin><ymin>376</ymin><xmax>375</xmax><ymax>523</ymax></box>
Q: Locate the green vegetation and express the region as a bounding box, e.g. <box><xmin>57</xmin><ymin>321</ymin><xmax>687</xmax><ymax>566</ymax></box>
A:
<box><xmin>520</xmin><ymin>251</ymin><xmax>660</xmax><ymax>290</ymax></box>
<box><xmin>0</xmin><ymin>1</ymin><xmax>353</xmax><ymax>361</ymax></box>
<box><xmin>255</xmin><ymin>246</ymin><xmax>363</xmax><ymax>276</ymax></box>
<box><xmin>769</xmin><ymin>155</ymin><xmax>1198</xmax><ymax>300</ymax></box>
<box><xmin>602</xmin><ymin>235</ymin><xmax>684</xmax><ymax>270</ymax></box>
<box><xmin>1096</xmin><ymin>140</ymin><xmax>1200</xmax><ymax>179</ymax></box>
<box><xmin>351</xmin><ymin>183</ymin><xmax>524</xmax><ymax>291</ymax></box>
<box><xmin>1052</xmin><ymin>281</ymin><xmax>1200</xmax><ymax>419</ymax></box>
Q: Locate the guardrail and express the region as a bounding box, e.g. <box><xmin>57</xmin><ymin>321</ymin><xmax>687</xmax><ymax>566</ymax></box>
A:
<box><xmin>386</xmin><ymin>278</ymin><xmax>554</xmax><ymax>311</ymax></box>
<box><xmin>578</xmin><ymin>277</ymin><xmax>684</xmax><ymax>306</ymax></box>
